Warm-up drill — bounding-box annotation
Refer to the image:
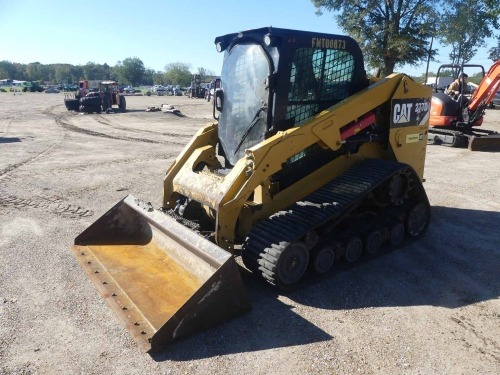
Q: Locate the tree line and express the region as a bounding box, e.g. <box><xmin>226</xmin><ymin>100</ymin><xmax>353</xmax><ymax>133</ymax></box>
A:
<box><xmin>0</xmin><ymin>57</ymin><xmax>215</xmax><ymax>87</ymax></box>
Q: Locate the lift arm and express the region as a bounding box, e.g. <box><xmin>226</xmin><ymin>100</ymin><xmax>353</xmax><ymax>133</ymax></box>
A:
<box><xmin>468</xmin><ymin>60</ymin><xmax>500</xmax><ymax>111</ymax></box>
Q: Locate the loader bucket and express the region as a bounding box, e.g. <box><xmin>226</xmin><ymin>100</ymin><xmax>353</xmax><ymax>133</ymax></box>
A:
<box><xmin>72</xmin><ymin>195</ymin><xmax>251</xmax><ymax>352</ymax></box>
<box><xmin>468</xmin><ymin>134</ymin><xmax>500</xmax><ymax>151</ymax></box>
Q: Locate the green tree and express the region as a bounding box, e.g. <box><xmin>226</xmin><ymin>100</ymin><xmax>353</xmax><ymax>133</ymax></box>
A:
<box><xmin>439</xmin><ymin>0</ymin><xmax>498</xmax><ymax>65</ymax></box>
<box><xmin>489</xmin><ymin>37</ymin><xmax>500</xmax><ymax>61</ymax></box>
<box><xmin>468</xmin><ymin>71</ymin><xmax>484</xmax><ymax>85</ymax></box>
<box><xmin>485</xmin><ymin>0</ymin><xmax>500</xmax><ymax>23</ymax></box>
<box><xmin>83</xmin><ymin>62</ymin><xmax>101</xmax><ymax>80</ymax></box>
<box><xmin>311</xmin><ymin>0</ymin><xmax>440</xmax><ymax>75</ymax></box>
<box><xmin>311</xmin><ymin>0</ymin><xmax>499</xmax><ymax>75</ymax></box>
<box><xmin>197</xmin><ymin>67</ymin><xmax>215</xmax><ymax>82</ymax></box>
<box><xmin>164</xmin><ymin>62</ymin><xmax>192</xmax><ymax>86</ymax></box>
<box><xmin>70</xmin><ymin>65</ymin><xmax>84</xmax><ymax>83</ymax></box>
<box><xmin>0</xmin><ymin>61</ymin><xmax>18</xmax><ymax>79</ymax></box>
<box><xmin>115</xmin><ymin>57</ymin><xmax>145</xmax><ymax>85</ymax></box>
<box><xmin>142</xmin><ymin>68</ymin><xmax>156</xmax><ymax>86</ymax></box>
<box><xmin>82</xmin><ymin>62</ymin><xmax>112</xmax><ymax>80</ymax></box>
<box><xmin>101</xmin><ymin>63</ymin><xmax>112</xmax><ymax>80</ymax></box>
<box><xmin>151</xmin><ymin>71</ymin><xmax>166</xmax><ymax>85</ymax></box>
<box><xmin>26</xmin><ymin>62</ymin><xmax>42</xmax><ymax>81</ymax></box>
<box><xmin>414</xmin><ymin>71</ymin><xmax>437</xmax><ymax>84</ymax></box>
<box><xmin>54</xmin><ymin>64</ymin><xmax>72</xmax><ymax>84</ymax></box>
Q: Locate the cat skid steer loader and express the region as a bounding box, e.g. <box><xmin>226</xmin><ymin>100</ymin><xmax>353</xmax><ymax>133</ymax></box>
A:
<box><xmin>72</xmin><ymin>27</ymin><xmax>432</xmax><ymax>352</ymax></box>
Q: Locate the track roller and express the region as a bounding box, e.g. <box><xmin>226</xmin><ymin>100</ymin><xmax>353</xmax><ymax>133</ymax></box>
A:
<box><xmin>388</xmin><ymin>221</ymin><xmax>405</xmax><ymax>245</ymax></box>
<box><xmin>364</xmin><ymin>230</ymin><xmax>383</xmax><ymax>254</ymax></box>
<box><xmin>405</xmin><ymin>202</ymin><xmax>430</xmax><ymax>237</ymax></box>
<box><xmin>344</xmin><ymin>236</ymin><xmax>363</xmax><ymax>262</ymax></box>
<box><xmin>310</xmin><ymin>244</ymin><xmax>335</xmax><ymax>274</ymax></box>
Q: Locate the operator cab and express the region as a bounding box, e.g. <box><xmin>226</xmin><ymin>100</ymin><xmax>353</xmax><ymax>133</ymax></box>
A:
<box><xmin>214</xmin><ymin>27</ymin><xmax>368</xmax><ymax>166</ymax></box>
<box><xmin>429</xmin><ymin>64</ymin><xmax>485</xmax><ymax>128</ymax></box>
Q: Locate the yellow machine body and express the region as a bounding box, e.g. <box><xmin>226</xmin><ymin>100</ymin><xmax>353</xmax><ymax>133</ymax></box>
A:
<box><xmin>73</xmin><ymin>27</ymin><xmax>432</xmax><ymax>352</ymax></box>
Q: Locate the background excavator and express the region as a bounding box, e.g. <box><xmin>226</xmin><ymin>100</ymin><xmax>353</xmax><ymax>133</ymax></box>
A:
<box><xmin>72</xmin><ymin>27</ymin><xmax>432</xmax><ymax>352</ymax></box>
<box><xmin>428</xmin><ymin>61</ymin><xmax>500</xmax><ymax>151</ymax></box>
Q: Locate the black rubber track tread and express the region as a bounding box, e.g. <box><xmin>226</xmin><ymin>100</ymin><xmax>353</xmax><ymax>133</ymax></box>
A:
<box><xmin>266</xmin><ymin>214</ymin><xmax>312</xmax><ymax>230</ymax></box>
<box><xmin>242</xmin><ymin>158</ymin><xmax>427</xmax><ymax>287</ymax></box>
<box><xmin>250</xmin><ymin>227</ymin><xmax>282</xmax><ymax>243</ymax></box>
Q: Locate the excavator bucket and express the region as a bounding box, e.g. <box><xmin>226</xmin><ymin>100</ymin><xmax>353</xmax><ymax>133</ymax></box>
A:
<box><xmin>71</xmin><ymin>195</ymin><xmax>251</xmax><ymax>352</ymax></box>
<box><xmin>468</xmin><ymin>134</ymin><xmax>500</xmax><ymax>151</ymax></box>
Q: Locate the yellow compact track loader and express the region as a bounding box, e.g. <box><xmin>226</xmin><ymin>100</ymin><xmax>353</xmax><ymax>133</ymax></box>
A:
<box><xmin>73</xmin><ymin>27</ymin><xmax>432</xmax><ymax>352</ymax></box>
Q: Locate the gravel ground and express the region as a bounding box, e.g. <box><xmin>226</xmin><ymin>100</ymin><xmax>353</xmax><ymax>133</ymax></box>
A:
<box><xmin>0</xmin><ymin>92</ymin><xmax>499</xmax><ymax>375</ymax></box>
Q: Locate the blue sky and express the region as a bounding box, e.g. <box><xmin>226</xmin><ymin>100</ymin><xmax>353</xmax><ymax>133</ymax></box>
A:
<box><xmin>0</xmin><ymin>0</ymin><xmax>496</xmax><ymax>78</ymax></box>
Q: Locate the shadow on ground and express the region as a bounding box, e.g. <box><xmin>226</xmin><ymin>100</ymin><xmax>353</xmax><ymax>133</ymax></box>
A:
<box><xmin>151</xmin><ymin>205</ymin><xmax>499</xmax><ymax>361</ymax></box>
<box><xmin>0</xmin><ymin>137</ymin><xmax>21</xmax><ymax>144</ymax></box>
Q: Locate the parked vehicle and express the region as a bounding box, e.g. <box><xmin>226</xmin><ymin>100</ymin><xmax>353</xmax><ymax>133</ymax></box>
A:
<box><xmin>205</xmin><ymin>77</ymin><xmax>221</xmax><ymax>101</ymax></box>
<box><xmin>188</xmin><ymin>74</ymin><xmax>206</xmax><ymax>98</ymax></box>
<box><xmin>44</xmin><ymin>86</ymin><xmax>60</xmax><ymax>93</ymax></box>
<box><xmin>492</xmin><ymin>91</ymin><xmax>500</xmax><ymax>106</ymax></box>
<box><xmin>151</xmin><ymin>85</ymin><xmax>168</xmax><ymax>95</ymax></box>
<box><xmin>22</xmin><ymin>81</ymin><xmax>44</xmax><ymax>92</ymax></box>
<box><xmin>123</xmin><ymin>86</ymin><xmax>136</xmax><ymax>94</ymax></box>
<box><xmin>172</xmin><ymin>86</ymin><xmax>183</xmax><ymax>96</ymax></box>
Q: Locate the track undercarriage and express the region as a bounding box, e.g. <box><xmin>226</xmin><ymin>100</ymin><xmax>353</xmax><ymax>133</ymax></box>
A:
<box><xmin>241</xmin><ymin>159</ymin><xmax>430</xmax><ymax>289</ymax></box>
<box><xmin>428</xmin><ymin>126</ymin><xmax>500</xmax><ymax>150</ymax></box>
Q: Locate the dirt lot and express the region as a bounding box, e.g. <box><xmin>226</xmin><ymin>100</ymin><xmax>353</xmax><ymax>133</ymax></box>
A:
<box><xmin>0</xmin><ymin>92</ymin><xmax>499</xmax><ymax>375</ymax></box>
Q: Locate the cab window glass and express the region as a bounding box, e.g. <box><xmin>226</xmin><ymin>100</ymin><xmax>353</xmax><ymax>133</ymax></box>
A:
<box><xmin>287</xmin><ymin>48</ymin><xmax>356</xmax><ymax>125</ymax></box>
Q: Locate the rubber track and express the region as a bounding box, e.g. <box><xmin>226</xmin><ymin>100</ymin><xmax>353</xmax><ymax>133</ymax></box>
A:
<box><xmin>242</xmin><ymin>158</ymin><xmax>412</xmax><ymax>283</ymax></box>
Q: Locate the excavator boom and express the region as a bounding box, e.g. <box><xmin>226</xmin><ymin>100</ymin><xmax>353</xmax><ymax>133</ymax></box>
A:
<box><xmin>467</xmin><ymin>60</ymin><xmax>500</xmax><ymax>151</ymax></box>
<box><xmin>468</xmin><ymin>60</ymin><xmax>500</xmax><ymax>111</ymax></box>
